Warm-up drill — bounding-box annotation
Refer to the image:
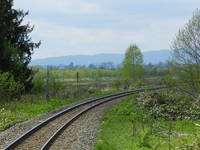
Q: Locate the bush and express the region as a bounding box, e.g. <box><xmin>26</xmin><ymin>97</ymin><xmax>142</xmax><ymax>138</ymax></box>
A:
<box><xmin>32</xmin><ymin>78</ymin><xmax>45</xmax><ymax>94</ymax></box>
<box><xmin>0</xmin><ymin>72</ymin><xmax>22</xmax><ymax>101</ymax></box>
<box><xmin>136</xmin><ymin>90</ymin><xmax>200</xmax><ymax>120</ymax></box>
<box><xmin>135</xmin><ymin>79</ymin><xmax>144</xmax><ymax>88</ymax></box>
<box><xmin>162</xmin><ymin>75</ymin><xmax>176</xmax><ymax>87</ymax></box>
<box><xmin>112</xmin><ymin>80</ymin><xmax>121</xmax><ymax>89</ymax></box>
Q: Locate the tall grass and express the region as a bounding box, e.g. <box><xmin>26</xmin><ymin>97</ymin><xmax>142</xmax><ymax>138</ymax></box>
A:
<box><xmin>0</xmin><ymin>90</ymin><xmax>115</xmax><ymax>132</ymax></box>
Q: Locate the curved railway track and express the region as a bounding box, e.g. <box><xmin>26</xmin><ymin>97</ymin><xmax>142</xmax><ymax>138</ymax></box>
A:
<box><xmin>4</xmin><ymin>87</ymin><xmax>167</xmax><ymax>150</ymax></box>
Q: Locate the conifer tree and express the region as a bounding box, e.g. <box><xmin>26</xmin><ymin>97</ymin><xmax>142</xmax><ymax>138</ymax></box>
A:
<box><xmin>0</xmin><ymin>0</ymin><xmax>40</xmax><ymax>91</ymax></box>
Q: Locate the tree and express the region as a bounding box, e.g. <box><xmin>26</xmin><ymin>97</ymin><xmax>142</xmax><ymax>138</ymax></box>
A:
<box><xmin>171</xmin><ymin>9</ymin><xmax>200</xmax><ymax>98</ymax></box>
<box><xmin>121</xmin><ymin>44</ymin><xmax>144</xmax><ymax>88</ymax></box>
<box><xmin>99</xmin><ymin>62</ymin><xmax>115</xmax><ymax>70</ymax></box>
<box><xmin>88</xmin><ymin>64</ymin><xmax>97</xmax><ymax>69</ymax></box>
<box><xmin>0</xmin><ymin>0</ymin><xmax>40</xmax><ymax>91</ymax></box>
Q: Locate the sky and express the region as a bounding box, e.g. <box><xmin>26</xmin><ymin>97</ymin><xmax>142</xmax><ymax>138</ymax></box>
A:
<box><xmin>14</xmin><ymin>0</ymin><xmax>200</xmax><ymax>60</ymax></box>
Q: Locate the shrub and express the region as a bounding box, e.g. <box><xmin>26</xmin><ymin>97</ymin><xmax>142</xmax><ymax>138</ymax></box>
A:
<box><xmin>136</xmin><ymin>90</ymin><xmax>200</xmax><ymax>120</ymax></box>
<box><xmin>135</xmin><ymin>79</ymin><xmax>144</xmax><ymax>88</ymax></box>
<box><xmin>162</xmin><ymin>75</ymin><xmax>176</xmax><ymax>87</ymax></box>
<box><xmin>0</xmin><ymin>72</ymin><xmax>22</xmax><ymax>101</ymax></box>
<box><xmin>32</xmin><ymin>78</ymin><xmax>45</xmax><ymax>94</ymax></box>
<box><xmin>112</xmin><ymin>80</ymin><xmax>121</xmax><ymax>89</ymax></box>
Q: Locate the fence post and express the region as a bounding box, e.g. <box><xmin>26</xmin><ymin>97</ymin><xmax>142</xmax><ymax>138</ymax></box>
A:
<box><xmin>45</xmin><ymin>67</ymin><xmax>50</xmax><ymax>100</ymax></box>
<box><xmin>76</xmin><ymin>72</ymin><xmax>79</xmax><ymax>89</ymax></box>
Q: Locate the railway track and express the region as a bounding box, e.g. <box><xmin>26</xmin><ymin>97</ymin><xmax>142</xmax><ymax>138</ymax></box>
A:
<box><xmin>4</xmin><ymin>87</ymin><xmax>167</xmax><ymax>150</ymax></box>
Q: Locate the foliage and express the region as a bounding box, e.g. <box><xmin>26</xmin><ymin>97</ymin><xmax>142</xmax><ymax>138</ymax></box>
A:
<box><xmin>0</xmin><ymin>72</ymin><xmax>22</xmax><ymax>101</ymax></box>
<box><xmin>136</xmin><ymin>90</ymin><xmax>200</xmax><ymax>120</ymax></box>
<box><xmin>34</xmin><ymin>68</ymin><xmax>119</xmax><ymax>79</ymax></box>
<box><xmin>0</xmin><ymin>0</ymin><xmax>40</xmax><ymax>91</ymax></box>
<box><xmin>138</xmin><ymin>129</ymin><xmax>152</xmax><ymax>148</ymax></box>
<box><xmin>31</xmin><ymin>68</ymin><xmax>166</xmax><ymax>97</ymax></box>
<box><xmin>32</xmin><ymin>77</ymin><xmax>45</xmax><ymax>94</ymax></box>
<box><xmin>45</xmin><ymin>61</ymin><xmax>118</xmax><ymax>70</ymax></box>
<box><xmin>31</xmin><ymin>68</ymin><xmax>119</xmax><ymax>98</ymax></box>
<box><xmin>170</xmin><ymin>9</ymin><xmax>200</xmax><ymax>98</ymax></box>
<box><xmin>135</xmin><ymin>79</ymin><xmax>145</xmax><ymax>88</ymax></box>
<box><xmin>0</xmin><ymin>90</ymin><xmax>115</xmax><ymax>132</ymax></box>
<box><xmin>162</xmin><ymin>75</ymin><xmax>177</xmax><ymax>87</ymax></box>
<box><xmin>144</xmin><ymin>66</ymin><xmax>169</xmax><ymax>78</ymax></box>
<box><xmin>121</xmin><ymin>44</ymin><xmax>144</xmax><ymax>88</ymax></box>
<box><xmin>112</xmin><ymin>80</ymin><xmax>122</xmax><ymax>90</ymax></box>
<box><xmin>95</xmin><ymin>96</ymin><xmax>200</xmax><ymax>150</ymax></box>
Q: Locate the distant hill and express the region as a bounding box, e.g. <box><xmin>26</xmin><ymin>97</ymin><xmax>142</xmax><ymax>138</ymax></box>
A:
<box><xmin>30</xmin><ymin>50</ymin><xmax>171</xmax><ymax>66</ymax></box>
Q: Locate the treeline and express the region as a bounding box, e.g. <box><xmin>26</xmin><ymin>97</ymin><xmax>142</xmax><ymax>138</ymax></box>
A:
<box><xmin>34</xmin><ymin>62</ymin><xmax>120</xmax><ymax>70</ymax></box>
<box><xmin>33</xmin><ymin>61</ymin><xmax>168</xmax><ymax>71</ymax></box>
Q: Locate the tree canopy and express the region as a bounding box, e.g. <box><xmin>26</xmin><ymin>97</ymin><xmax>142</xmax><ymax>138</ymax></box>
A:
<box><xmin>171</xmin><ymin>9</ymin><xmax>200</xmax><ymax>98</ymax></box>
<box><xmin>0</xmin><ymin>0</ymin><xmax>40</xmax><ymax>91</ymax></box>
<box><xmin>121</xmin><ymin>44</ymin><xmax>144</xmax><ymax>87</ymax></box>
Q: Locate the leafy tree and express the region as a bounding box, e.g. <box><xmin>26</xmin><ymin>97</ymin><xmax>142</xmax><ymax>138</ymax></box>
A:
<box><xmin>0</xmin><ymin>72</ymin><xmax>22</xmax><ymax>100</ymax></box>
<box><xmin>170</xmin><ymin>9</ymin><xmax>200</xmax><ymax>98</ymax></box>
<box><xmin>121</xmin><ymin>44</ymin><xmax>144</xmax><ymax>88</ymax></box>
<box><xmin>0</xmin><ymin>0</ymin><xmax>40</xmax><ymax>91</ymax></box>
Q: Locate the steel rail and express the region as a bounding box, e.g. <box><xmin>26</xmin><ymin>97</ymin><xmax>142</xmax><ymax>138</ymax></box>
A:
<box><xmin>40</xmin><ymin>92</ymin><xmax>133</xmax><ymax>150</ymax></box>
<box><xmin>5</xmin><ymin>87</ymin><xmax>168</xmax><ymax>150</ymax></box>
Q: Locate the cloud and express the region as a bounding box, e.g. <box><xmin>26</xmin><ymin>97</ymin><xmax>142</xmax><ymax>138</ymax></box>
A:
<box><xmin>30</xmin><ymin>14</ymin><xmax>187</xmax><ymax>59</ymax></box>
<box><xmin>129</xmin><ymin>0</ymin><xmax>200</xmax><ymax>4</ymax></box>
<box><xmin>31</xmin><ymin>19</ymin><xmax>142</xmax><ymax>58</ymax></box>
<box><xmin>14</xmin><ymin>0</ymin><xmax>100</xmax><ymax>14</ymax></box>
<box><xmin>13</xmin><ymin>0</ymin><xmax>199</xmax><ymax>59</ymax></box>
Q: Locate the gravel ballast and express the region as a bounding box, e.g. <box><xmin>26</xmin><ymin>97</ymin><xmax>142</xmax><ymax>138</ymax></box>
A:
<box><xmin>0</xmin><ymin>99</ymin><xmax>97</xmax><ymax>149</ymax></box>
<box><xmin>49</xmin><ymin>99</ymin><xmax>122</xmax><ymax>150</ymax></box>
<box><xmin>0</xmin><ymin>97</ymin><xmax>122</xmax><ymax>150</ymax></box>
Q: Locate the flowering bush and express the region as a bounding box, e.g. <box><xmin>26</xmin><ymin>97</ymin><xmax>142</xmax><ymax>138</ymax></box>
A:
<box><xmin>136</xmin><ymin>90</ymin><xmax>200</xmax><ymax>120</ymax></box>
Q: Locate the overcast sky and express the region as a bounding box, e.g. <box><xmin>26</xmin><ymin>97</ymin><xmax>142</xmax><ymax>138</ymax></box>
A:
<box><xmin>14</xmin><ymin>0</ymin><xmax>200</xmax><ymax>59</ymax></box>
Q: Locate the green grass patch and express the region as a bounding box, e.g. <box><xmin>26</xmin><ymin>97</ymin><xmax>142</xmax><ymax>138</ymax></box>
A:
<box><xmin>95</xmin><ymin>97</ymin><xmax>200</xmax><ymax>150</ymax></box>
<box><xmin>0</xmin><ymin>90</ymin><xmax>116</xmax><ymax>132</ymax></box>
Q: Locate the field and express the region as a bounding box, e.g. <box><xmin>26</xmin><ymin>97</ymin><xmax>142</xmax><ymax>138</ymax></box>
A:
<box><xmin>0</xmin><ymin>68</ymin><xmax>122</xmax><ymax>132</ymax></box>
<box><xmin>0</xmin><ymin>68</ymin><xmax>199</xmax><ymax>150</ymax></box>
<box><xmin>32</xmin><ymin>68</ymin><xmax>120</xmax><ymax>97</ymax></box>
<box><xmin>95</xmin><ymin>94</ymin><xmax>200</xmax><ymax>150</ymax></box>
<box><xmin>0</xmin><ymin>67</ymin><xmax>168</xmax><ymax>132</ymax></box>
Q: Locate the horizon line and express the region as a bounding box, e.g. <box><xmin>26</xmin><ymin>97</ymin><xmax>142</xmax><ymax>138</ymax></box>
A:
<box><xmin>32</xmin><ymin>49</ymin><xmax>171</xmax><ymax>60</ymax></box>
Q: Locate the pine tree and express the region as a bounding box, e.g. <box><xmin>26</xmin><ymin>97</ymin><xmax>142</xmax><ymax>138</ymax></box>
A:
<box><xmin>0</xmin><ymin>0</ymin><xmax>40</xmax><ymax>91</ymax></box>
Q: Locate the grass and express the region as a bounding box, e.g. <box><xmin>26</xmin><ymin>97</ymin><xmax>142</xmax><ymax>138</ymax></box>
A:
<box><xmin>95</xmin><ymin>96</ymin><xmax>200</xmax><ymax>150</ymax></box>
<box><xmin>0</xmin><ymin>90</ymin><xmax>117</xmax><ymax>132</ymax></box>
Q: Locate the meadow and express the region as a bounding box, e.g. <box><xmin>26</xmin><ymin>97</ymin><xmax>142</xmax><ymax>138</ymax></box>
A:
<box><xmin>0</xmin><ymin>90</ymin><xmax>118</xmax><ymax>132</ymax></box>
<box><xmin>0</xmin><ymin>68</ymin><xmax>121</xmax><ymax>132</ymax></box>
<box><xmin>1</xmin><ymin>67</ymin><xmax>199</xmax><ymax>150</ymax></box>
<box><xmin>95</xmin><ymin>91</ymin><xmax>200</xmax><ymax>150</ymax></box>
<box><xmin>0</xmin><ymin>67</ymin><xmax>170</xmax><ymax>133</ymax></box>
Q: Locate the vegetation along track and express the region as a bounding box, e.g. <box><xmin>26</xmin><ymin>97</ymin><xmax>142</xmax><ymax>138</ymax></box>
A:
<box><xmin>4</xmin><ymin>87</ymin><xmax>167</xmax><ymax>150</ymax></box>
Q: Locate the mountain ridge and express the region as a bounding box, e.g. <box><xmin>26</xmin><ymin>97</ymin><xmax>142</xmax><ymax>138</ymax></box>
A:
<box><xmin>30</xmin><ymin>50</ymin><xmax>171</xmax><ymax>66</ymax></box>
